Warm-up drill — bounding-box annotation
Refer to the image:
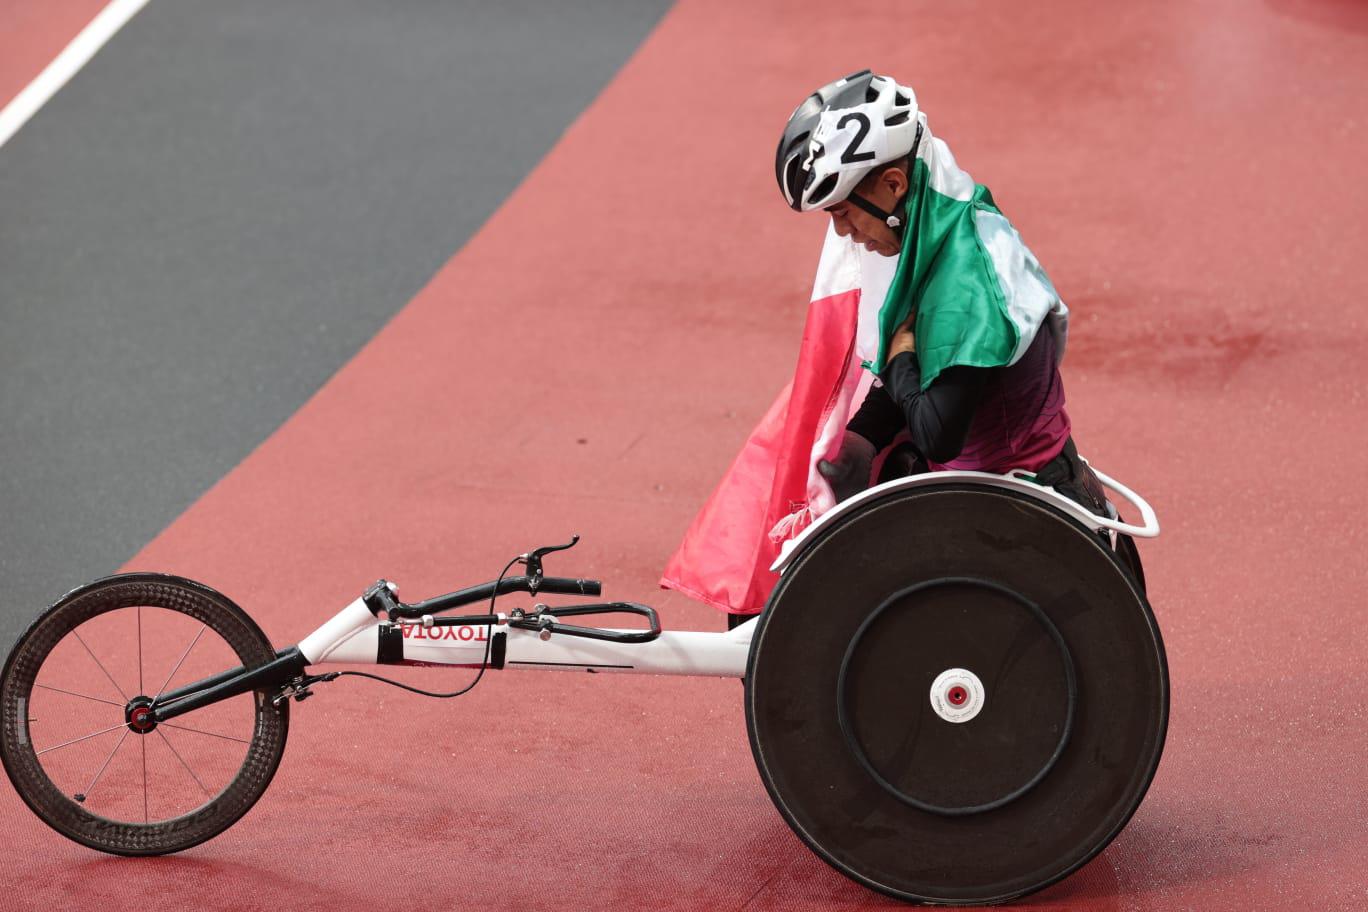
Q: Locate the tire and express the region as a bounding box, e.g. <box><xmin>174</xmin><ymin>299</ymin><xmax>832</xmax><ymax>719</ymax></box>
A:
<box><xmin>1</xmin><ymin>573</ymin><xmax>289</xmax><ymax>855</ymax></box>
<box><xmin>1113</xmin><ymin>532</ymin><xmax>1147</xmax><ymax>594</ymax></box>
<box><xmin>745</xmin><ymin>484</ymin><xmax>1168</xmax><ymax>905</ymax></box>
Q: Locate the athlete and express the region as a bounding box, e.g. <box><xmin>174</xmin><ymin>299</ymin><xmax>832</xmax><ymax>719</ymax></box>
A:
<box><xmin>775</xmin><ymin>69</ymin><xmax>1109</xmax><ymax>517</ymax></box>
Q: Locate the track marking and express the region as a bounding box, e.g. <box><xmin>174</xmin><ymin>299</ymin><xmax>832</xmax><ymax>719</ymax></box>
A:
<box><xmin>0</xmin><ymin>0</ymin><xmax>151</xmax><ymax>149</ymax></box>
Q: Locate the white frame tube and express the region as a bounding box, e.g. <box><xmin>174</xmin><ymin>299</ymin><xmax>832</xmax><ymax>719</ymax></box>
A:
<box><xmin>297</xmin><ymin>600</ymin><xmax>755</xmax><ymax>678</ymax></box>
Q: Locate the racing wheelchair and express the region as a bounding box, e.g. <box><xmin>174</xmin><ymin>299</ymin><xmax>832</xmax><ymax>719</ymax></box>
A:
<box><xmin>0</xmin><ymin>465</ymin><xmax>1165</xmax><ymax>905</ymax></box>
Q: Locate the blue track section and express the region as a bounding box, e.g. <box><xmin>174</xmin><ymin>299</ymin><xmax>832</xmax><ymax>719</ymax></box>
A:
<box><xmin>0</xmin><ymin>1</ymin><xmax>671</xmax><ymax>644</ymax></box>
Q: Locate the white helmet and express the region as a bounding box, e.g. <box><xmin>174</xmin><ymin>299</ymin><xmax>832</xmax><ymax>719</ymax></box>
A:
<box><xmin>776</xmin><ymin>70</ymin><xmax>922</xmax><ymax>224</ymax></box>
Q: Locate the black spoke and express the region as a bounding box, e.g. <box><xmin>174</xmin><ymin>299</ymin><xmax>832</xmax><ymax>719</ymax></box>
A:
<box><xmin>34</xmin><ymin>683</ymin><xmax>125</xmax><ymax>708</ymax></box>
<box><xmin>160</xmin><ymin>722</ymin><xmax>251</xmax><ymax>745</ymax></box>
<box><xmin>36</xmin><ymin>723</ymin><xmax>126</xmax><ymax>756</ymax></box>
<box><xmin>141</xmin><ymin>737</ymin><xmax>148</xmax><ymax>824</ymax></box>
<box><xmin>72</xmin><ymin>629</ymin><xmax>128</xmax><ymax>702</ymax></box>
<box><xmin>157</xmin><ymin>729</ymin><xmax>211</xmax><ymax>797</ymax></box>
<box><xmin>79</xmin><ymin>728</ymin><xmax>131</xmax><ymax>802</ymax></box>
<box><xmin>152</xmin><ymin>624</ymin><xmax>206</xmax><ymax>702</ymax></box>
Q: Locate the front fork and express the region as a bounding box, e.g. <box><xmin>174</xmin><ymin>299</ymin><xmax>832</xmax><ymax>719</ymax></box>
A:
<box><xmin>148</xmin><ymin>646</ymin><xmax>310</xmax><ymax>723</ymax></box>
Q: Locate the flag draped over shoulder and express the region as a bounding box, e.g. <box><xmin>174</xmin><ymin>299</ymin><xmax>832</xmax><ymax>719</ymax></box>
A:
<box><xmin>658</xmin><ymin>225</ymin><xmax>894</xmax><ymax>614</ymax></box>
<box><xmin>660</xmin><ymin>116</ymin><xmax>1067</xmax><ymax>615</ymax></box>
<box><xmin>873</xmin><ymin>115</ymin><xmax>1069</xmax><ymax>386</ymax></box>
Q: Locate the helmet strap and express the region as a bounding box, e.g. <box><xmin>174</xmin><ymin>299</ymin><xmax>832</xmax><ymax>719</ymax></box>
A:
<box><xmin>845</xmin><ymin>121</ymin><xmax>923</xmax><ymax>242</ymax></box>
<box><xmin>847</xmin><ymin>191</ymin><xmax>903</xmax><ymax>233</ymax></box>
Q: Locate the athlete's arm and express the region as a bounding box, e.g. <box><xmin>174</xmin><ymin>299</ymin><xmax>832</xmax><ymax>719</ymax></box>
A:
<box><xmin>847</xmin><ymin>355</ymin><xmax>992</xmax><ymax>463</ymax></box>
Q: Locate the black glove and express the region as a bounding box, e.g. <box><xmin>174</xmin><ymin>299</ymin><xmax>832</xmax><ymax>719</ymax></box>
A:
<box><xmin>817</xmin><ymin>432</ymin><xmax>877</xmax><ymax>502</ymax></box>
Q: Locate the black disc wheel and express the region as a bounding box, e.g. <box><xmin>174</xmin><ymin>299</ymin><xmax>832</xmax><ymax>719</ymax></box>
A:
<box><xmin>745</xmin><ymin>485</ymin><xmax>1168</xmax><ymax>905</ymax></box>
<box><xmin>1</xmin><ymin>573</ymin><xmax>289</xmax><ymax>855</ymax></box>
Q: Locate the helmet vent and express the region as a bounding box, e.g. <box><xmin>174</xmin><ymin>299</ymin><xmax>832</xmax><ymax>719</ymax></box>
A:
<box><xmin>810</xmin><ymin>174</ymin><xmax>839</xmax><ymax>205</ymax></box>
<box><xmin>885</xmin><ymin>111</ymin><xmax>910</xmax><ymax>127</ymax></box>
<box><xmin>781</xmin><ymin>155</ymin><xmax>806</xmax><ymax>200</ymax></box>
<box><xmin>895</xmin><ymin>91</ymin><xmax>911</xmax><ymax>107</ymax></box>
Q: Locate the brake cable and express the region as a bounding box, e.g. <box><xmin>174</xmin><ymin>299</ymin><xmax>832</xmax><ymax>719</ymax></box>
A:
<box><xmin>301</xmin><ymin>554</ymin><xmax>520</xmax><ymax>700</ymax></box>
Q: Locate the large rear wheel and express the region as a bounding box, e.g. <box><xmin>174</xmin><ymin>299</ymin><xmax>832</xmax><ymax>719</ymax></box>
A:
<box><xmin>746</xmin><ymin>485</ymin><xmax>1168</xmax><ymax>904</ymax></box>
<box><xmin>1</xmin><ymin>573</ymin><xmax>289</xmax><ymax>855</ymax></box>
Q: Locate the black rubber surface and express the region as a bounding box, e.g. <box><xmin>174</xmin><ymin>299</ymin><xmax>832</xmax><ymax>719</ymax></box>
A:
<box><xmin>745</xmin><ymin>485</ymin><xmax>1169</xmax><ymax>905</ymax></box>
<box><xmin>836</xmin><ymin>575</ymin><xmax>1078</xmax><ymax>817</ymax></box>
<box><xmin>0</xmin><ymin>0</ymin><xmax>671</xmax><ymax>647</ymax></box>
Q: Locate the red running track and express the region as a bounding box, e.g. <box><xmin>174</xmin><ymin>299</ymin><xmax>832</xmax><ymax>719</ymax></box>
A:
<box><xmin>3</xmin><ymin>0</ymin><xmax>1367</xmax><ymax>909</ymax></box>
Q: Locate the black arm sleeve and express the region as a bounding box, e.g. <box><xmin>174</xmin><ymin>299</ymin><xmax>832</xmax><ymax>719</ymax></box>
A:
<box><xmin>869</xmin><ymin>352</ymin><xmax>993</xmax><ymax>464</ymax></box>
<box><xmin>845</xmin><ymin>380</ymin><xmax>906</xmax><ymax>450</ymax></box>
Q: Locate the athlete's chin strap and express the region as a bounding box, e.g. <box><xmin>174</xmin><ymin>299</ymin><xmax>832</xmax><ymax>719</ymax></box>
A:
<box><xmin>846</xmin><ymin>191</ymin><xmax>904</xmax><ymax>233</ymax></box>
<box><xmin>846</xmin><ymin>121</ymin><xmax>923</xmax><ymax>240</ymax></box>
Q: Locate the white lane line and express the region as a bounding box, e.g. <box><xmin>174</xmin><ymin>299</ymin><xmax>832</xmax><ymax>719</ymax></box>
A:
<box><xmin>0</xmin><ymin>0</ymin><xmax>152</xmax><ymax>149</ymax></box>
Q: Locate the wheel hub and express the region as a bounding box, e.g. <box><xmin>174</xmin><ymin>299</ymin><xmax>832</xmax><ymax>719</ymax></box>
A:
<box><xmin>929</xmin><ymin>668</ymin><xmax>985</xmax><ymax>723</ymax></box>
<box><xmin>124</xmin><ymin>696</ymin><xmax>157</xmax><ymax>734</ymax></box>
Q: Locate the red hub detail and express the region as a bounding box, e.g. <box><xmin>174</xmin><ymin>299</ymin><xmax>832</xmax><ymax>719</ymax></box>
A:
<box><xmin>947</xmin><ymin>685</ymin><xmax>968</xmax><ymax>706</ymax></box>
<box><xmin>127</xmin><ymin>703</ymin><xmax>156</xmax><ymax>733</ymax></box>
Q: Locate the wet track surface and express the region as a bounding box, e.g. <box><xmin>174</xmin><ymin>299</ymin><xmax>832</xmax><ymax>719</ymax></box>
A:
<box><xmin>1</xmin><ymin>1</ymin><xmax>1366</xmax><ymax>909</ymax></box>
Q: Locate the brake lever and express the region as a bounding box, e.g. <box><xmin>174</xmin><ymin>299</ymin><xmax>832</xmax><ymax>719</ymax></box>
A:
<box><xmin>519</xmin><ymin>535</ymin><xmax>580</xmax><ymax>590</ymax></box>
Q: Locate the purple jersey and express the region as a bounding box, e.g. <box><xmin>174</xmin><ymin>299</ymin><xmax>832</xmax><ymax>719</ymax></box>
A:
<box><xmin>933</xmin><ymin>328</ymin><xmax>1070</xmax><ymax>474</ymax></box>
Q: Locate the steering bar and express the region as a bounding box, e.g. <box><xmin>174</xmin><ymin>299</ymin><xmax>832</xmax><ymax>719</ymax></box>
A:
<box><xmin>380</xmin><ymin>575</ymin><xmax>603</xmax><ymax>619</ymax></box>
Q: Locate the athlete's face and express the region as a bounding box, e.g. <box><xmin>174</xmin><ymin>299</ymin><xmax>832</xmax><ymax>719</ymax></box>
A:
<box><xmin>824</xmin><ymin>164</ymin><xmax>908</xmax><ymax>257</ymax></box>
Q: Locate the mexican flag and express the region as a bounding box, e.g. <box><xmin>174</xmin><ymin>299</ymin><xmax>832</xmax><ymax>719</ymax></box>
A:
<box><xmin>658</xmin><ymin>223</ymin><xmax>894</xmax><ymax>615</ymax></box>
<box><xmin>660</xmin><ymin>116</ymin><xmax>1067</xmax><ymax>615</ymax></box>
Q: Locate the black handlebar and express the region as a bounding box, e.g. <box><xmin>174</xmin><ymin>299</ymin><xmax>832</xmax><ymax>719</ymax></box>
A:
<box><xmin>369</xmin><ymin>536</ymin><xmax>603</xmax><ymax>620</ymax></box>
<box><xmin>538</xmin><ymin>576</ymin><xmax>602</xmax><ymax>597</ymax></box>
<box><xmin>364</xmin><ymin>569</ymin><xmax>660</xmax><ymax>645</ymax></box>
<box><xmin>383</xmin><ymin>574</ymin><xmax>603</xmax><ymax>619</ymax></box>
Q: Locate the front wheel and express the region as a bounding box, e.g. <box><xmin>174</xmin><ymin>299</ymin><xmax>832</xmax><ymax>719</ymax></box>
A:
<box><xmin>1</xmin><ymin>573</ymin><xmax>289</xmax><ymax>855</ymax></box>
